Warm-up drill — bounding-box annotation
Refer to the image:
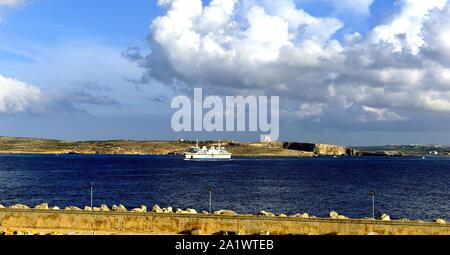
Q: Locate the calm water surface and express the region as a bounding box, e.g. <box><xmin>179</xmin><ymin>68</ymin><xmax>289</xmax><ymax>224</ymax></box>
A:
<box><xmin>0</xmin><ymin>154</ymin><xmax>448</xmax><ymax>220</ymax></box>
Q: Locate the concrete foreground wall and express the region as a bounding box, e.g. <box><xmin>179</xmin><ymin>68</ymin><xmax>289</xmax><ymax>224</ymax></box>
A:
<box><xmin>0</xmin><ymin>209</ymin><xmax>449</xmax><ymax>235</ymax></box>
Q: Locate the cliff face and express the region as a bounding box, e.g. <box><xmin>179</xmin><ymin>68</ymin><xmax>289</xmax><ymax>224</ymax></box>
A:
<box><xmin>283</xmin><ymin>142</ymin><xmax>357</xmax><ymax>156</ymax></box>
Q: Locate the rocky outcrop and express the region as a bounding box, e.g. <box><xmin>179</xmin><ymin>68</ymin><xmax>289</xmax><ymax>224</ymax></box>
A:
<box><xmin>381</xmin><ymin>214</ymin><xmax>391</xmax><ymax>221</ymax></box>
<box><xmin>290</xmin><ymin>213</ymin><xmax>310</xmax><ymax>219</ymax></box>
<box><xmin>112</xmin><ymin>204</ymin><xmax>127</xmax><ymax>212</ymax></box>
<box><xmin>132</xmin><ymin>205</ymin><xmax>147</xmax><ymax>213</ymax></box>
<box><xmin>34</xmin><ymin>203</ymin><xmax>49</xmax><ymax>210</ymax></box>
<box><xmin>65</xmin><ymin>206</ymin><xmax>82</xmax><ymax>211</ymax></box>
<box><xmin>0</xmin><ymin>204</ymin><xmax>5</xmax><ymax>209</ymax></box>
<box><xmin>152</xmin><ymin>205</ymin><xmax>163</xmax><ymax>213</ymax></box>
<box><xmin>10</xmin><ymin>204</ymin><xmax>30</xmax><ymax>209</ymax></box>
<box><xmin>162</xmin><ymin>207</ymin><xmax>173</xmax><ymax>214</ymax></box>
<box><xmin>176</xmin><ymin>208</ymin><xmax>197</xmax><ymax>214</ymax></box>
<box><xmin>258</xmin><ymin>211</ymin><xmax>276</xmax><ymax>217</ymax></box>
<box><xmin>84</xmin><ymin>206</ymin><xmax>92</xmax><ymax>211</ymax></box>
<box><xmin>189</xmin><ymin>209</ymin><xmax>199</xmax><ymax>214</ymax></box>
<box><xmin>283</xmin><ymin>142</ymin><xmax>357</xmax><ymax>156</ymax></box>
<box><xmin>214</xmin><ymin>210</ymin><xmax>238</xmax><ymax>216</ymax></box>
<box><xmin>435</xmin><ymin>219</ymin><xmax>446</xmax><ymax>224</ymax></box>
<box><xmin>329</xmin><ymin>211</ymin><xmax>339</xmax><ymax>219</ymax></box>
<box><xmin>329</xmin><ymin>211</ymin><xmax>349</xmax><ymax>220</ymax></box>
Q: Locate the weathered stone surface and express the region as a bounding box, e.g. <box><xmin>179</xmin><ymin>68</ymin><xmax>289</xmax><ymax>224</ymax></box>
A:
<box><xmin>1</xmin><ymin>210</ymin><xmax>450</xmax><ymax>235</ymax></box>
<box><xmin>162</xmin><ymin>207</ymin><xmax>173</xmax><ymax>214</ymax></box>
<box><xmin>84</xmin><ymin>206</ymin><xmax>93</xmax><ymax>211</ymax></box>
<box><xmin>338</xmin><ymin>215</ymin><xmax>349</xmax><ymax>220</ymax></box>
<box><xmin>0</xmin><ymin>204</ymin><xmax>4</xmax><ymax>209</ymax></box>
<box><xmin>65</xmin><ymin>206</ymin><xmax>82</xmax><ymax>211</ymax></box>
<box><xmin>132</xmin><ymin>205</ymin><xmax>147</xmax><ymax>213</ymax></box>
<box><xmin>176</xmin><ymin>208</ymin><xmax>197</xmax><ymax>214</ymax></box>
<box><xmin>118</xmin><ymin>205</ymin><xmax>128</xmax><ymax>212</ymax></box>
<box><xmin>260</xmin><ymin>231</ymin><xmax>270</xmax><ymax>235</ymax></box>
<box><xmin>214</xmin><ymin>210</ymin><xmax>238</xmax><ymax>216</ymax></box>
<box><xmin>35</xmin><ymin>203</ymin><xmax>49</xmax><ymax>210</ymax></box>
<box><xmin>10</xmin><ymin>204</ymin><xmax>30</xmax><ymax>209</ymax></box>
<box><xmin>278</xmin><ymin>214</ymin><xmax>287</xmax><ymax>218</ymax></box>
<box><xmin>329</xmin><ymin>211</ymin><xmax>339</xmax><ymax>219</ymax></box>
<box><xmin>52</xmin><ymin>206</ymin><xmax>60</xmax><ymax>210</ymax></box>
<box><xmin>435</xmin><ymin>219</ymin><xmax>446</xmax><ymax>224</ymax></box>
<box><xmin>100</xmin><ymin>204</ymin><xmax>110</xmax><ymax>212</ymax></box>
<box><xmin>2</xmin><ymin>229</ymin><xmax>15</xmax><ymax>236</ymax></box>
<box><xmin>290</xmin><ymin>213</ymin><xmax>310</xmax><ymax>219</ymax></box>
<box><xmin>381</xmin><ymin>214</ymin><xmax>391</xmax><ymax>221</ymax></box>
<box><xmin>152</xmin><ymin>205</ymin><xmax>163</xmax><ymax>213</ymax></box>
<box><xmin>201</xmin><ymin>211</ymin><xmax>209</xmax><ymax>214</ymax></box>
<box><xmin>112</xmin><ymin>204</ymin><xmax>128</xmax><ymax>212</ymax></box>
<box><xmin>186</xmin><ymin>209</ymin><xmax>198</xmax><ymax>214</ymax></box>
<box><xmin>258</xmin><ymin>211</ymin><xmax>276</xmax><ymax>217</ymax></box>
<box><xmin>191</xmin><ymin>229</ymin><xmax>202</xmax><ymax>235</ymax></box>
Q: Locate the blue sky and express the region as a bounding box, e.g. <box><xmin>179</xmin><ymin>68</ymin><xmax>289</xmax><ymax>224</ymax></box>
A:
<box><xmin>1</xmin><ymin>0</ymin><xmax>450</xmax><ymax>145</ymax></box>
<box><xmin>1</xmin><ymin>0</ymin><xmax>160</xmax><ymax>44</ymax></box>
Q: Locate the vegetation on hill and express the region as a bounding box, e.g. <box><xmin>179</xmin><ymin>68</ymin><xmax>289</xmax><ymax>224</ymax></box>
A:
<box><xmin>0</xmin><ymin>137</ymin><xmax>353</xmax><ymax>157</ymax></box>
<box><xmin>2</xmin><ymin>137</ymin><xmax>446</xmax><ymax>157</ymax></box>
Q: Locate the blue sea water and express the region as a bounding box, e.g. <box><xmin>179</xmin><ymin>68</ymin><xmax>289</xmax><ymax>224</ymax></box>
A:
<box><xmin>0</xmin><ymin>154</ymin><xmax>448</xmax><ymax>221</ymax></box>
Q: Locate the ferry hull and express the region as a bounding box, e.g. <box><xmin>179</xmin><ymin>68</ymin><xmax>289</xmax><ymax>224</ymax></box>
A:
<box><xmin>185</xmin><ymin>154</ymin><xmax>232</xmax><ymax>160</ymax></box>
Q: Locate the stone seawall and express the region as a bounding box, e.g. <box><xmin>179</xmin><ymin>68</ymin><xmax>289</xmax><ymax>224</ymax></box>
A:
<box><xmin>1</xmin><ymin>209</ymin><xmax>449</xmax><ymax>235</ymax></box>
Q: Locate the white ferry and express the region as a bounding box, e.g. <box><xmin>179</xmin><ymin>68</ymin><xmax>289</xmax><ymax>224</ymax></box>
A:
<box><xmin>184</xmin><ymin>141</ymin><xmax>232</xmax><ymax>160</ymax></box>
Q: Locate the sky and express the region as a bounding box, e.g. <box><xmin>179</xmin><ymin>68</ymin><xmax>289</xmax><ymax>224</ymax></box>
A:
<box><xmin>1</xmin><ymin>0</ymin><xmax>450</xmax><ymax>146</ymax></box>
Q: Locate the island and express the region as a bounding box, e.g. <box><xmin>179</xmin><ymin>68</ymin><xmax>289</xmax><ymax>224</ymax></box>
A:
<box><xmin>0</xmin><ymin>136</ymin><xmax>448</xmax><ymax>157</ymax></box>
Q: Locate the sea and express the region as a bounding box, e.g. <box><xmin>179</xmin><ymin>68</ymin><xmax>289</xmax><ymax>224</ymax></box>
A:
<box><xmin>0</xmin><ymin>154</ymin><xmax>448</xmax><ymax>221</ymax></box>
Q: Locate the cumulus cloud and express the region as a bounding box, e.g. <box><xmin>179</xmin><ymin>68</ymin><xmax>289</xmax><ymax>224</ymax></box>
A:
<box><xmin>130</xmin><ymin>0</ymin><xmax>450</xmax><ymax>131</ymax></box>
<box><xmin>369</xmin><ymin>0</ymin><xmax>447</xmax><ymax>54</ymax></box>
<box><xmin>0</xmin><ymin>74</ymin><xmax>42</xmax><ymax>114</ymax></box>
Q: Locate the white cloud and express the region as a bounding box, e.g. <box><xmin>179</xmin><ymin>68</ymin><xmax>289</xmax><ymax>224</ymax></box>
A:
<box><xmin>0</xmin><ymin>74</ymin><xmax>42</xmax><ymax>114</ymax></box>
<box><xmin>133</xmin><ymin>0</ymin><xmax>450</xmax><ymax>129</ymax></box>
<box><xmin>361</xmin><ymin>106</ymin><xmax>408</xmax><ymax>122</ymax></box>
<box><xmin>369</xmin><ymin>0</ymin><xmax>447</xmax><ymax>54</ymax></box>
<box><xmin>0</xmin><ymin>39</ymin><xmax>143</xmax><ymax>115</ymax></box>
<box><xmin>296</xmin><ymin>103</ymin><xmax>327</xmax><ymax>119</ymax></box>
<box><xmin>0</xmin><ymin>0</ymin><xmax>25</xmax><ymax>7</ymax></box>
